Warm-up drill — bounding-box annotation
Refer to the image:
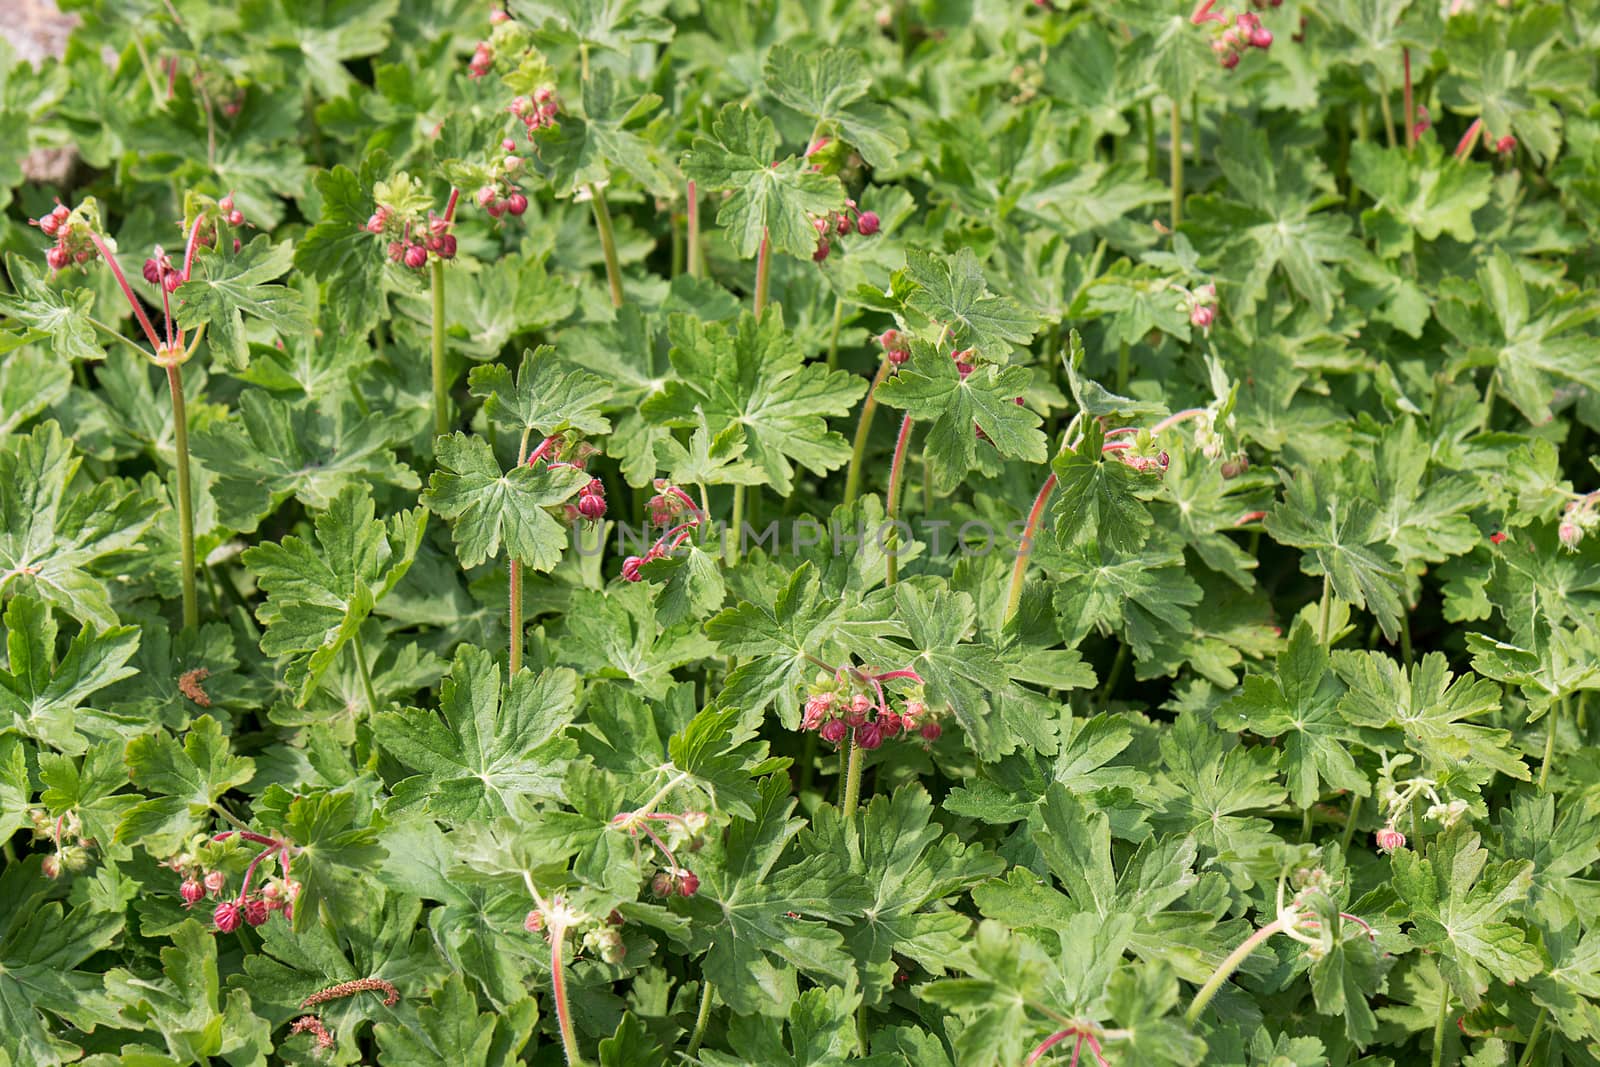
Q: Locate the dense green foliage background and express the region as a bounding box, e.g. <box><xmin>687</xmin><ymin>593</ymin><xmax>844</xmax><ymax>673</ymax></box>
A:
<box><xmin>3</xmin><ymin>0</ymin><xmax>1600</xmax><ymax>1064</ymax></box>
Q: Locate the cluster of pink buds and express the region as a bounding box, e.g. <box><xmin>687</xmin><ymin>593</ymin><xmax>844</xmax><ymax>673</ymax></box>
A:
<box><xmin>800</xmin><ymin>663</ymin><xmax>940</xmax><ymax>749</ymax></box>
<box><xmin>524</xmin><ymin>434</ymin><xmax>605</xmax><ymax>525</ymax></box>
<box><xmin>808</xmin><ymin>199</ymin><xmax>880</xmax><ymax>262</ymax></box>
<box><xmin>476</xmin><ymin>174</ymin><xmax>529</xmax><ymax>219</ymax></box>
<box><xmin>203</xmin><ymin>830</ymin><xmax>300</xmax><ymax>933</ymax></box>
<box><xmin>510</xmin><ymin>86</ymin><xmax>562</xmax><ymax>138</ymax></box>
<box><xmin>1559</xmin><ymin>493</ymin><xmax>1599</xmax><ymax>550</ymax></box>
<box><xmin>573</xmin><ymin>478</ymin><xmax>607</xmax><ymax>522</ymax></box>
<box><xmin>370</xmin><ymin>206</ymin><xmax>458</xmax><ymax>270</ymax></box>
<box><xmin>1100</xmin><ymin>425</ymin><xmax>1170</xmax><ymax>472</ymax></box>
<box><xmin>1187</xmin><ymin>283</ymin><xmax>1218</xmax><ymax>332</ymax></box>
<box><xmin>1374</xmin><ymin>824</ymin><xmax>1406</xmax><ymax>854</ymax></box>
<box><xmin>1193</xmin><ymin>2</ymin><xmax>1274</xmax><ymax>68</ymax></box>
<box><xmin>143</xmin><ymin>247</ymin><xmax>182</xmax><ymax>293</ymax></box>
<box><xmin>625</xmin><ymin>482</ymin><xmax>704</xmax><ymax>581</ymax></box>
<box><xmin>878</xmin><ymin>329</ymin><xmax>910</xmax><ymax>367</ymax></box>
<box><xmin>612</xmin><ymin>804</ymin><xmax>708</xmax><ymax>911</ymax></box>
<box><xmin>29</xmin><ymin>202</ymin><xmax>97</xmax><ymax>272</ymax></box>
<box><xmin>27</xmin><ymin>808</ymin><xmax>93</xmax><ymax>879</ymax></box>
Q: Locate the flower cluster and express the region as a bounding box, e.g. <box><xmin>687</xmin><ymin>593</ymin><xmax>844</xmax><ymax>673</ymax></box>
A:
<box><xmin>29</xmin><ymin>201</ymin><xmax>98</xmax><ymax>272</ymax></box>
<box><xmin>26</xmin><ymin>807</ymin><xmax>95</xmax><ymax>879</ymax></box>
<box><xmin>878</xmin><ymin>328</ymin><xmax>910</xmax><ymax>367</ymax></box>
<box><xmin>366</xmin><ymin>173</ymin><xmax>458</xmax><ymax>271</ymax></box>
<box><xmin>523</xmin><ymin>893</ymin><xmax>624</xmax><ymax>963</ymax></box>
<box><xmin>1193</xmin><ymin>1</ymin><xmax>1274</xmax><ymax>69</ymax></box>
<box><xmin>510</xmin><ymin>86</ymin><xmax>562</xmax><ymax>138</ymax></box>
<box><xmin>612</xmin><ymin>807</ymin><xmax>709</xmax><ymax>911</ymax></box>
<box><xmin>809</xmin><ymin>199</ymin><xmax>880</xmax><ymax>262</ymax></box>
<box><xmin>1559</xmin><ymin>492</ymin><xmax>1598</xmax><ymax>550</ymax></box>
<box><xmin>800</xmin><ymin>663</ymin><xmax>940</xmax><ymax>748</ymax></box>
<box><xmin>1186</xmin><ymin>282</ymin><xmax>1218</xmax><ymax>332</ymax></box>
<box><xmin>188</xmin><ymin>830</ymin><xmax>300</xmax><ymax>932</ymax></box>
<box><xmin>624</xmin><ymin>482</ymin><xmax>703</xmax><ymax>580</ymax></box>
<box><xmin>475</xmin><ymin>148</ymin><xmax>531</xmax><ymax>219</ymax></box>
<box><xmin>1373</xmin><ymin>757</ymin><xmax>1470</xmax><ymax>854</ymax></box>
<box><xmin>524</xmin><ymin>433</ymin><xmax>607</xmax><ymax>525</ymax></box>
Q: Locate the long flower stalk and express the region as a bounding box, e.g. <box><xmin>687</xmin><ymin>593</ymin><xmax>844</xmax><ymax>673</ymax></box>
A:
<box><xmin>885</xmin><ymin>415</ymin><xmax>914</xmax><ymax>586</ymax></box>
<box><xmin>753</xmin><ymin>230</ymin><xmax>771</xmax><ymax>316</ymax></box>
<box><xmin>589</xmin><ymin>183</ymin><xmax>624</xmax><ymax>307</ymax></box>
<box><xmin>686</xmin><ymin>180</ymin><xmax>703</xmax><ymax>279</ymax></box>
<box><xmin>429</xmin><ymin>188</ymin><xmax>461</xmax><ymax>440</ymax></box>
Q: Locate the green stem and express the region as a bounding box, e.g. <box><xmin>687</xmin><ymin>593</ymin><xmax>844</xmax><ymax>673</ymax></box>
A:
<box><xmin>1317</xmin><ymin>575</ymin><xmax>1333</xmax><ymax>646</ymax></box>
<box><xmin>729</xmin><ymin>486</ymin><xmax>744</xmax><ymax>566</ymax></box>
<box><xmin>166</xmin><ymin>364</ymin><xmax>198</xmax><ymax>628</ymax></box>
<box><xmin>1002</xmin><ymin>472</ymin><xmax>1058</xmax><ymax>630</ymax></box>
<box><xmin>1516</xmin><ymin>1008</ymin><xmax>1548</xmax><ymax>1067</ymax></box>
<box><xmin>1117</xmin><ymin>340</ymin><xmax>1130</xmax><ymax>393</ymax></box>
<box><xmin>350</xmin><ymin>631</ymin><xmax>380</xmax><ymax>714</ymax></box>
<box><xmin>588</xmin><ymin>184</ymin><xmax>624</xmax><ymax>308</ymax></box>
<box><xmin>510</xmin><ymin>431</ymin><xmax>533</xmax><ymax>674</ymax></box>
<box><xmin>1144</xmin><ymin>99</ymin><xmax>1157</xmax><ymax>179</ymax></box>
<box><xmin>429</xmin><ymin>258</ymin><xmax>449</xmax><ymax>439</ymax></box>
<box><xmin>1170</xmin><ymin>100</ymin><xmax>1184</xmax><ymax>230</ymax></box>
<box><xmin>1100</xmin><ymin>641</ymin><xmax>1128</xmax><ymax>704</ymax></box>
<box><xmin>1185</xmin><ymin>915</ymin><xmax>1288</xmax><ymax>1023</ymax></box>
<box><xmin>1340</xmin><ymin>794</ymin><xmax>1362</xmax><ymax>852</ymax></box>
<box><xmin>131</xmin><ymin>35</ymin><xmax>166</xmax><ymax>104</ymax></box>
<box><xmin>1300</xmin><ymin>806</ymin><xmax>1313</xmax><ymax>844</ymax></box>
<box><xmin>687</xmin><ymin>981</ymin><xmax>714</xmax><ymax>1056</ymax></box>
<box><xmin>753</xmin><ymin>230</ymin><xmax>771</xmax><ymax>317</ymax></box>
<box><xmin>686</xmin><ymin>180</ymin><xmax>704</xmax><ymax>279</ymax></box>
<box><xmin>551</xmin><ymin>929</ymin><xmax>585</xmax><ymax>1066</ymax></box>
<box><xmin>843</xmin><ymin>358</ymin><xmax>893</xmax><ymax>507</ymax></box>
<box><xmin>1379</xmin><ymin>85</ymin><xmax>1397</xmax><ymax>149</ymax></box>
<box><xmin>826</xmin><ymin>295</ymin><xmax>844</xmax><ymax>371</ymax></box>
<box><xmin>1191</xmin><ymin>92</ymin><xmax>1201</xmax><ymax>167</ymax></box>
<box><xmin>86</xmin><ymin>315</ymin><xmax>153</xmax><ymax>358</ymax></box>
<box><xmin>1540</xmin><ymin>696</ymin><xmax>1563</xmax><ymax>791</ymax></box>
<box><xmin>885</xmin><ymin>415</ymin><xmax>913</xmax><ymax>586</ymax></box>
<box><xmin>1431</xmin><ymin>988</ymin><xmax>1450</xmax><ymax>1067</ymax></box>
<box><xmin>797</xmin><ymin>730</ymin><xmax>819</xmax><ymax>795</ymax></box>
<box><xmin>841</xmin><ymin>732</ymin><xmax>865</xmax><ymax>818</ymax></box>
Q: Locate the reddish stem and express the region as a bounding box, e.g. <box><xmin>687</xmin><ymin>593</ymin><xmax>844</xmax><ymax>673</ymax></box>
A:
<box><xmin>236</xmin><ymin>843</ymin><xmax>281</xmax><ymax>900</ymax></box>
<box><xmin>214</xmin><ymin>830</ymin><xmax>281</xmax><ymax>848</ymax></box>
<box><xmin>1403</xmin><ymin>49</ymin><xmax>1415</xmax><ymax>152</ymax></box>
<box><xmin>87</xmin><ymin>232</ymin><xmax>163</xmax><ymax>351</ymax></box>
<box><xmin>444</xmin><ymin>187</ymin><xmax>461</xmax><ymax>223</ymax></box>
<box><xmin>886</xmin><ymin>413</ymin><xmax>914</xmax><ymax>585</ymax></box>
<box><xmin>181</xmin><ymin>212</ymin><xmax>208</xmax><ymax>283</ymax></box>
<box><xmin>1455</xmin><ymin>118</ymin><xmax>1484</xmax><ymax>160</ymax></box>
<box><xmin>549</xmin><ymin>930</ymin><xmax>581</xmax><ymax>1064</ymax></box>
<box><xmin>872</xmin><ymin>668</ymin><xmax>924</xmax><ymax>684</ymax></box>
<box><xmin>1150</xmin><ymin>407</ymin><xmax>1208</xmax><ymax>435</ymax></box>
<box><xmin>1002</xmin><ymin>472</ymin><xmax>1058</xmax><ymax>628</ymax></box>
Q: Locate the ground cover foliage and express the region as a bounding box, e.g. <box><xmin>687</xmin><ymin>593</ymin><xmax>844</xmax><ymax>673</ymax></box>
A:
<box><xmin>3</xmin><ymin>0</ymin><xmax>1600</xmax><ymax>1064</ymax></box>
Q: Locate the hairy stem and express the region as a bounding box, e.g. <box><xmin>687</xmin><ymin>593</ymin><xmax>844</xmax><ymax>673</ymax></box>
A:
<box><xmin>1540</xmin><ymin>696</ymin><xmax>1562</xmax><ymax>791</ymax></box>
<box><xmin>753</xmin><ymin>230</ymin><xmax>771</xmax><ymax>316</ymax></box>
<box><xmin>1002</xmin><ymin>473</ymin><xmax>1058</xmax><ymax>629</ymax></box>
<box><xmin>729</xmin><ymin>486</ymin><xmax>744</xmax><ymax>566</ymax></box>
<box><xmin>510</xmin><ymin>430</ymin><xmax>533</xmax><ymax>674</ymax></box>
<box><xmin>1430</xmin><ymin>988</ymin><xmax>1450</xmax><ymax>1067</ymax></box>
<box><xmin>87</xmin><ymin>232</ymin><xmax>163</xmax><ymax>351</ymax></box>
<box><xmin>429</xmin><ymin>258</ymin><xmax>449</xmax><ymax>439</ymax></box>
<box><xmin>589</xmin><ymin>184</ymin><xmax>624</xmax><ymax>308</ymax></box>
<box><xmin>686</xmin><ymin>180</ymin><xmax>703</xmax><ymax>279</ymax></box>
<box><xmin>550</xmin><ymin>928</ymin><xmax>584</xmax><ymax>1066</ymax></box>
<box><xmin>826</xmin><ymin>294</ymin><xmax>844</xmax><ymax>371</ymax></box>
<box><xmin>1185</xmin><ymin>915</ymin><xmax>1288</xmax><ymax>1023</ymax></box>
<box><xmin>1340</xmin><ymin>794</ymin><xmax>1362</xmax><ymax>852</ymax></box>
<box><xmin>1403</xmin><ymin>49</ymin><xmax>1415</xmax><ymax>152</ymax></box>
<box><xmin>885</xmin><ymin>415</ymin><xmax>914</xmax><ymax>586</ymax></box>
<box><xmin>687</xmin><ymin>981</ymin><xmax>714</xmax><ymax>1055</ymax></box>
<box><xmin>166</xmin><ymin>364</ymin><xmax>198</xmax><ymax>627</ymax></box>
<box><xmin>841</xmin><ymin>732</ymin><xmax>865</xmax><ymax>818</ymax></box>
<box><xmin>350</xmin><ymin>630</ymin><xmax>380</xmax><ymax>714</ymax></box>
<box><xmin>843</xmin><ymin>358</ymin><xmax>893</xmax><ymax>507</ymax></box>
<box><xmin>1170</xmin><ymin>100</ymin><xmax>1183</xmax><ymax>230</ymax></box>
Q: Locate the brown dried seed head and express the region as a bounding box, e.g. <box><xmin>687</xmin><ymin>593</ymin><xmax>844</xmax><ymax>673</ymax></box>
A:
<box><xmin>178</xmin><ymin>667</ymin><xmax>212</xmax><ymax>707</ymax></box>
<box><xmin>301</xmin><ymin>976</ymin><xmax>400</xmax><ymax>1009</ymax></box>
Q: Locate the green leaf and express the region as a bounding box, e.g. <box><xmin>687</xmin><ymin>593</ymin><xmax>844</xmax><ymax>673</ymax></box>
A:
<box><xmin>903</xmin><ymin>247</ymin><xmax>1039</xmax><ymax>353</ymax></box>
<box><xmin>269</xmin><ymin>789</ymin><xmax>388</xmax><ymax>934</ymax></box>
<box><xmin>0</xmin><ymin>422</ymin><xmax>159</xmax><ymax>631</ymax></box>
<box><xmin>242</xmin><ymin>484</ymin><xmax>426</xmax><ymax>703</ymax></box>
<box><xmin>375</xmin><ymin>646</ymin><xmax>578</xmax><ymax>822</ymax></box>
<box><xmin>422</xmin><ymin>432</ymin><xmax>590</xmax><ymax>570</ymax></box>
<box><xmin>1050</xmin><ymin>418</ymin><xmax>1161</xmax><ymax>555</ymax></box>
<box><xmin>1217</xmin><ymin>618</ymin><xmax>1368</xmax><ymax>810</ymax></box>
<box><xmin>1391</xmin><ymin>828</ymin><xmax>1541</xmax><ymax>1008</ymax></box>
<box><xmin>1265</xmin><ymin>463</ymin><xmax>1406</xmax><ymax>642</ymax></box>
<box><xmin>469</xmin><ymin>346</ymin><xmax>613</xmax><ymax>440</ymax></box>
<box><xmin>877</xmin><ymin>340</ymin><xmax>1046</xmax><ymax>493</ymax></box>
<box><xmin>0</xmin><ymin>596</ymin><xmax>139</xmax><ymax>754</ymax></box>
<box><xmin>0</xmin><ymin>893</ymin><xmax>124</xmax><ymax>1067</ymax></box>
<box><xmin>1349</xmin><ymin>142</ymin><xmax>1494</xmax><ymax>253</ymax></box>
<box><xmin>644</xmin><ymin>308</ymin><xmax>866</xmax><ymax>495</ymax></box>
<box><xmin>682</xmin><ymin>104</ymin><xmax>846</xmax><ymax>259</ymax></box>
<box><xmin>374</xmin><ymin>973</ymin><xmax>535</xmax><ymax>1067</ymax></box>
<box><xmin>0</xmin><ymin>254</ymin><xmax>101</xmax><ymax>362</ymax></box>
<box><xmin>191</xmin><ymin>390</ymin><xmax>419</xmax><ymax>534</ymax></box>
<box><xmin>293</xmin><ymin>154</ymin><xmax>389</xmax><ymax>335</ymax></box>
<box><xmin>118</xmin><ymin>715</ymin><xmax>256</xmax><ymax>856</ymax></box>
<box><xmin>762</xmin><ymin>45</ymin><xmax>908</xmax><ymax>170</ymax></box>
<box><xmin>173</xmin><ymin>234</ymin><xmax>308</xmax><ymax>369</ymax></box>
<box><xmin>531</xmin><ymin>69</ymin><xmax>678</xmax><ymax>197</ymax></box>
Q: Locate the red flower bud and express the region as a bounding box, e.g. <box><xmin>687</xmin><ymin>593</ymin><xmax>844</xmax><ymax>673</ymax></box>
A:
<box><xmin>218</xmin><ymin>194</ymin><xmax>235</xmax><ymax>213</ymax></box>
<box><xmin>1375</xmin><ymin>825</ymin><xmax>1405</xmax><ymax>854</ymax></box>
<box><xmin>524</xmin><ymin>909</ymin><xmax>544</xmax><ymax>931</ymax></box>
<box><xmin>404</xmin><ymin>244</ymin><xmax>428</xmax><ymax>269</ymax></box>
<box><xmin>180</xmin><ymin>879</ymin><xmax>205</xmax><ymax>906</ymax></box>
<box><xmin>621</xmin><ymin>556</ymin><xmax>645</xmax><ymax>582</ymax></box>
<box><xmin>819</xmin><ymin>719</ymin><xmax>848</xmax><ymax>744</ymax></box>
<box><xmin>919</xmin><ymin>721</ymin><xmax>942</xmax><ymax>741</ymax></box>
<box><xmin>243</xmin><ymin>897</ymin><xmax>271</xmax><ymax>927</ymax></box>
<box><xmin>45</xmin><ymin>246</ymin><xmax>68</xmax><ymax>271</ymax></box>
<box><xmin>677</xmin><ymin>871</ymin><xmax>700</xmax><ymax>896</ymax></box>
<box><xmin>506</xmin><ymin>193</ymin><xmax>529</xmax><ymax>216</ymax></box>
<box><xmin>855</xmin><ymin>211</ymin><xmax>880</xmax><ymax>236</ymax></box>
<box><xmin>856</xmin><ymin>721</ymin><xmax>884</xmax><ymax>749</ymax></box>
<box><xmin>813</xmin><ymin>238</ymin><xmax>831</xmax><ymax>262</ymax></box>
<box><xmin>213</xmin><ymin>901</ymin><xmax>242</xmax><ymax>932</ymax></box>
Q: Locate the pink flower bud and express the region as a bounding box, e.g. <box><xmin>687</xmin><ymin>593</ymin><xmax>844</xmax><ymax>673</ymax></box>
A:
<box><xmin>888</xmin><ymin>348</ymin><xmax>909</xmax><ymax>366</ymax></box>
<box><xmin>506</xmin><ymin>192</ymin><xmax>529</xmax><ymax>216</ymax></box>
<box><xmin>1191</xmin><ymin>304</ymin><xmax>1215</xmax><ymax>329</ymax></box>
<box><xmin>855</xmin><ymin>211</ymin><xmax>880</xmax><ymax>236</ymax></box>
<box><xmin>801</xmin><ymin>693</ymin><xmax>834</xmax><ymax>730</ymax></box>
<box><xmin>477</xmin><ymin>186</ymin><xmax>498</xmax><ymax>208</ymax></box>
<box><xmin>813</xmin><ymin>239</ymin><xmax>831</xmax><ymax>262</ymax></box>
<box><xmin>677</xmin><ymin>871</ymin><xmax>700</xmax><ymax>896</ymax></box>
<box><xmin>45</xmin><ymin>246</ymin><xmax>68</xmax><ymax>271</ymax></box>
<box><xmin>819</xmin><ymin>719</ymin><xmax>848</xmax><ymax>744</ymax></box>
<box><xmin>578</xmin><ymin>493</ymin><xmax>607</xmax><ymax>521</ymax></box>
<box><xmin>1560</xmin><ymin>522</ymin><xmax>1583</xmax><ymax>550</ymax></box>
<box><xmin>41</xmin><ymin>854</ymin><xmax>61</xmax><ymax>879</ymax></box>
<box><xmin>180</xmin><ymin>878</ymin><xmax>205</xmax><ymax>906</ymax></box>
<box><xmin>524</xmin><ymin>909</ymin><xmax>545</xmax><ymax>931</ymax></box>
<box><xmin>1496</xmin><ymin>135</ymin><xmax>1517</xmax><ymax>155</ymax></box>
<box><xmin>204</xmin><ymin>870</ymin><xmax>227</xmax><ymax>896</ymax></box>
<box><xmin>164</xmin><ymin>272</ymin><xmax>183</xmax><ymax>293</ymax></box>
<box><xmin>227</xmin><ymin>209</ymin><xmax>245</xmax><ymax>227</ymax></box>
<box><xmin>919</xmin><ymin>721</ymin><xmax>942</xmax><ymax>741</ymax></box>
<box><xmin>213</xmin><ymin>901</ymin><xmax>242</xmax><ymax>932</ymax></box>
<box><xmin>1251</xmin><ymin>28</ymin><xmax>1272</xmax><ymax>48</ymax></box>
<box><xmin>621</xmin><ymin>556</ymin><xmax>645</xmax><ymax>582</ymax></box>
<box><xmin>650</xmin><ymin>871</ymin><xmax>673</xmax><ymax>897</ymax></box>
<box><xmin>878</xmin><ymin>329</ymin><xmax>902</xmax><ymax>349</ymax></box>
<box><xmin>218</xmin><ymin>194</ymin><xmax>235</xmax><ymax>213</ymax></box>
<box><xmin>1489</xmin><ymin>531</ymin><xmax>1508</xmax><ymax>545</ymax></box>
<box><xmin>1375</xmin><ymin>825</ymin><xmax>1405</xmax><ymax>854</ymax></box>
<box><xmin>436</xmin><ymin>234</ymin><xmax>457</xmax><ymax>259</ymax></box>
<box><xmin>37</xmin><ymin>214</ymin><xmax>60</xmax><ymax>237</ymax></box>
<box><xmin>404</xmin><ymin>244</ymin><xmax>428</xmax><ymax>269</ymax></box>
<box><xmin>243</xmin><ymin>897</ymin><xmax>271</xmax><ymax>927</ymax></box>
<box><xmin>1221</xmin><ymin>51</ymin><xmax>1241</xmax><ymax>69</ymax></box>
<box><xmin>490</xmin><ymin>8</ymin><xmax>510</xmax><ymax>22</ymax></box>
